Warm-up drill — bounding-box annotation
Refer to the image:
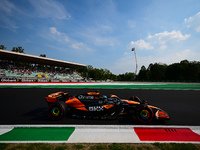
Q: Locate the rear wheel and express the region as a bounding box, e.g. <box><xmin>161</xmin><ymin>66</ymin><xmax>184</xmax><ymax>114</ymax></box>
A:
<box><xmin>48</xmin><ymin>101</ymin><xmax>67</xmax><ymax>120</ymax></box>
<box><xmin>136</xmin><ymin>105</ymin><xmax>154</xmax><ymax>124</ymax></box>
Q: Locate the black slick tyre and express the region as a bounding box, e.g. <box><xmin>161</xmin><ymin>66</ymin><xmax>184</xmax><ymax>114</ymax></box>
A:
<box><xmin>48</xmin><ymin>101</ymin><xmax>67</xmax><ymax>120</ymax></box>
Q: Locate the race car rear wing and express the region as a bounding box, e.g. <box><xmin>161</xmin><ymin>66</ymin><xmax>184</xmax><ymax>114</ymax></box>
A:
<box><xmin>45</xmin><ymin>91</ymin><xmax>68</xmax><ymax>104</ymax></box>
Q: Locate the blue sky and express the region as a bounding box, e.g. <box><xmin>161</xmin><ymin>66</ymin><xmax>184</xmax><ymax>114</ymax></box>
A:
<box><xmin>0</xmin><ymin>0</ymin><xmax>200</xmax><ymax>74</ymax></box>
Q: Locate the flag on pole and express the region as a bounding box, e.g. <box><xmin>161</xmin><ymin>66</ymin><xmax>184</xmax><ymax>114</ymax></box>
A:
<box><xmin>132</xmin><ymin>48</ymin><xmax>135</xmax><ymax>51</ymax></box>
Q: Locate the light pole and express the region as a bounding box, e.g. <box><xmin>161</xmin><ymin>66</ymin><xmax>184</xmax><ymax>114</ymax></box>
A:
<box><xmin>132</xmin><ymin>47</ymin><xmax>138</xmax><ymax>76</ymax></box>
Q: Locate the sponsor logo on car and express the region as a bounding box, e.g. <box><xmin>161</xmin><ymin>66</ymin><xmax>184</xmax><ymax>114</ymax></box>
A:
<box><xmin>78</xmin><ymin>95</ymin><xmax>95</xmax><ymax>99</ymax></box>
<box><xmin>89</xmin><ymin>106</ymin><xmax>104</xmax><ymax>111</ymax></box>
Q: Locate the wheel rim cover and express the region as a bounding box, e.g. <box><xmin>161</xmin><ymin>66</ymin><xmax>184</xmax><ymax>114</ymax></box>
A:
<box><xmin>51</xmin><ymin>107</ymin><xmax>60</xmax><ymax>116</ymax></box>
<box><xmin>140</xmin><ymin>109</ymin><xmax>150</xmax><ymax>119</ymax></box>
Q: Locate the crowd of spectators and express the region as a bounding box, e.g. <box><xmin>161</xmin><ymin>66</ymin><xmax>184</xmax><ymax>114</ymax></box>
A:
<box><xmin>0</xmin><ymin>63</ymin><xmax>83</xmax><ymax>81</ymax></box>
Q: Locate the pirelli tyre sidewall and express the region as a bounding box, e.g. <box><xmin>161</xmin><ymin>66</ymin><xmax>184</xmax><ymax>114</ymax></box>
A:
<box><xmin>136</xmin><ymin>105</ymin><xmax>154</xmax><ymax>124</ymax></box>
<box><xmin>48</xmin><ymin>101</ymin><xmax>67</xmax><ymax>120</ymax></box>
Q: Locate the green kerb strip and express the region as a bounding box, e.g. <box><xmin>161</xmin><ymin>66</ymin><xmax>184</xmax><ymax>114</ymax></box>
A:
<box><xmin>0</xmin><ymin>84</ymin><xmax>200</xmax><ymax>90</ymax></box>
<box><xmin>0</xmin><ymin>127</ymin><xmax>75</xmax><ymax>141</ymax></box>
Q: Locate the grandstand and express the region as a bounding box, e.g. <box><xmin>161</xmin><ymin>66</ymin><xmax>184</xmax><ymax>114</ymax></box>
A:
<box><xmin>0</xmin><ymin>49</ymin><xmax>85</xmax><ymax>82</ymax></box>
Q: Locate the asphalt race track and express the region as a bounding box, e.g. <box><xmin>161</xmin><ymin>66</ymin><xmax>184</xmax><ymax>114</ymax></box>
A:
<box><xmin>0</xmin><ymin>88</ymin><xmax>200</xmax><ymax>125</ymax></box>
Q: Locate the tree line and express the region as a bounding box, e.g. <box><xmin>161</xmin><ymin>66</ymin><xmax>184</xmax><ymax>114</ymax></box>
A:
<box><xmin>76</xmin><ymin>65</ymin><xmax>116</xmax><ymax>81</ymax></box>
<box><xmin>0</xmin><ymin>45</ymin><xmax>46</xmax><ymax>57</ymax></box>
<box><xmin>0</xmin><ymin>45</ymin><xmax>25</xmax><ymax>53</ymax></box>
<box><xmin>77</xmin><ymin>65</ymin><xmax>136</xmax><ymax>81</ymax></box>
<box><xmin>77</xmin><ymin>60</ymin><xmax>200</xmax><ymax>82</ymax></box>
<box><xmin>137</xmin><ymin>60</ymin><xmax>200</xmax><ymax>82</ymax></box>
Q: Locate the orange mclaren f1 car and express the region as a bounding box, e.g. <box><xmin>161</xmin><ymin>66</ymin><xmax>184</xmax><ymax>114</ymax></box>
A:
<box><xmin>45</xmin><ymin>90</ymin><xmax>169</xmax><ymax>124</ymax></box>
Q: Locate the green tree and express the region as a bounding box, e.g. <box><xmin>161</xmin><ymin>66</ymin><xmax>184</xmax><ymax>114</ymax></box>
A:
<box><xmin>148</xmin><ymin>63</ymin><xmax>167</xmax><ymax>80</ymax></box>
<box><xmin>104</xmin><ymin>69</ymin><xmax>111</xmax><ymax>80</ymax></box>
<box><xmin>76</xmin><ymin>66</ymin><xmax>88</xmax><ymax>78</ymax></box>
<box><xmin>166</xmin><ymin>62</ymin><xmax>185</xmax><ymax>81</ymax></box>
<box><xmin>118</xmin><ymin>72</ymin><xmax>135</xmax><ymax>81</ymax></box>
<box><xmin>12</xmin><ymin>46</ymin><xmax>25</xmax><ymax>53</ymax></box>
<box><xmin>87</xmin><ymin>65</ymin><xmax>94</xmax><ymax>79</ymax></box>
<box><xmin>40</xmin><ymin>54</ymin><xmax>46</xmax><ymax>57</ymax></box>
<box><xmin>189</xmin><ymin>61</ymin><xmax>200</xmax><ymax>81</ymax></box>
<box><xmin>137</xmin><ymin>65</ymin><xmax>148</xmax><ymax>80</ymax></box>
<box><xmin>0</xmin><ymin>45</ymin><xmax>6</xmax><ymax>50</ymax></box>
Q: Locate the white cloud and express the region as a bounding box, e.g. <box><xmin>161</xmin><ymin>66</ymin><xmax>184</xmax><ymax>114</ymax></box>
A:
<box><xmin>184</xmin><ymin>12</ymin><xmax>200</xmax><ymax>32</ymax></box>
<box><xmin>0</xmin><ymin>0</ymin><xmax>17</xmax><ymax>14</ymax></box>
<box><xmin>0</xmin><ymin>0</ymin><xmax>22</xmax><ymax>30</ymax></box>
<box><xmin>82</xmin><ymin>31</ymin><xmax>118</xmax><ymax>47</ymax></box>
<box><xmin>110</xmin><ymin>52</ymin><xmax>135</xmax><ymax>74</ymax></box>
<box><xmin>148</xmin><ymin>30</ymin><xmax>191</xmax><ymax>44</ymax></box>
<box><xmin>127</xmin><ymin>20</ymin><xmax>136</xmax><ymax>29</ymax></box>
<box><xmin>160</xmin><ymin>45</ymin><xmax>167</xmax><ymax>50</ymax></box>
<box><xmin>80</xmin><ymin>24</ymin><xmax>118</xmax><ymax>47</ymax></box>
<box><xmin>70</xmin><ymin>42</ymin><xmax>92</xmax><ymax>51</ymax></box>
<box><xmin>174</xmin><ymin>49</ymin><xmax>191</xmax><ymax>59</ymax></box>
<box><xmin>0</xmin><ymin>17</ymin><xmax>18</xmax><ymax>31</ymax></box>
<box><xmin>94</xmin><ymin>36</ymin><xmax>118</xmax><ymax>47</ymax></box>
<box><xmin>47</xmin><ymin>27</ymin><xmax>69</xmax><ymax>43</ymax></box>
<box><xmin>144</xmin><ymin>49</ymin><xmax>198</xmax><ymax>67</ymax></box>
<box><xmin>41</xmin><ymin>27</ymin><xmax>93</xmax><ymax>53</ymax></box>
<box><xmin>50</xmin><ymin>27</ymin><xmax>61</xmax><ymax>35</ymax></box>
<box><xmin>110</xmin><ymin>48</ymin><xmax>199</xmax><ymax>75</ymax></box>
<box><xmin>70</xmin><ymin>42</ymin><xmax>84</xmax><ymax>49</ymax></box>
<box><xmin>130</xmin><ymin>39</ymin><xmax>154</xmax><ymax>50</ymax></box>
<box><xmin>29</xmin><ymin>0</ymin><xmax>71</xmax><ymax>20</ymax></box>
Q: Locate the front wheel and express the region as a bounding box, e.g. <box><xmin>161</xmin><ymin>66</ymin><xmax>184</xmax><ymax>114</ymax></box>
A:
<box><xmin>136</xmin><ymin>105</ymin><xmax>154</xmax><ymax>124</ymax></box>
<box><xmin>48</xmin><ymin>101</ymin><xmax>67</xmax><ymax>120</ymax></box>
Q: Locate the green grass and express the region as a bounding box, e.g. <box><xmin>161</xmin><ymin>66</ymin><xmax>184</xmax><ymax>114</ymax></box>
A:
<box><xmin>54</xmin><ymin>145</ymin><xmax>68</xmax><ymax>150</ymax></box>
<box><xmin>89</xmin><ymin>144</ymin><xmax>108</xmax><ymax>150</ymax></box>
<box><xmin>0</xmin><ymin>143</ymin><xmax>199</xmax><ymax>150</ymax></box>
<box><xmin>1</xmin><ymin>83</ymin><xmax>200</xmax><ymax>90</ymax></box>
<box><xmin>72</xmin><ymin>144</ymin><xmax>84</xmax><ymax>150</ymax></box>
<box><xmin>153</xmin><ymin>143</ymin><xmax>198</xmax><ymax>150</ymax></box>
<box><xmin>27</xmin><ymin>143</ymin><xmax>51</xmax><ymax>150</ymax></box>
<box><xmin>0</xmin><ymin>143</ymin><xmax>8</xmax><ymax>150</ymax></box>
<box><xmin>108</xmin><ymin>143</ymin><xmax>125</xmax><ymax>150</ymax></box>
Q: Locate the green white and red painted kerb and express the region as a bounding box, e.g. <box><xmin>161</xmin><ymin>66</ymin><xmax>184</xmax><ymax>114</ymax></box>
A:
<box><xmin>0</xmin><ymin>125</ymin><xmax>200</xmax><ymax>143</ymax></box>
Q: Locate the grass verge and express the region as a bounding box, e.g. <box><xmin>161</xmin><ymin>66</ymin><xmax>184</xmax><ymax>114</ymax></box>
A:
<box><xmin>0</xmin><ymin>143</ymin><xmax>200</xmax><ymax>150</ymax></box>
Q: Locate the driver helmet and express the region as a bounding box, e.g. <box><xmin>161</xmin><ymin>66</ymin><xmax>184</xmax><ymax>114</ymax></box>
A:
<box><xmin>102</xmin><ymin>95</ymin><xmax>107</xmax><ymax>99</ymax></box>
